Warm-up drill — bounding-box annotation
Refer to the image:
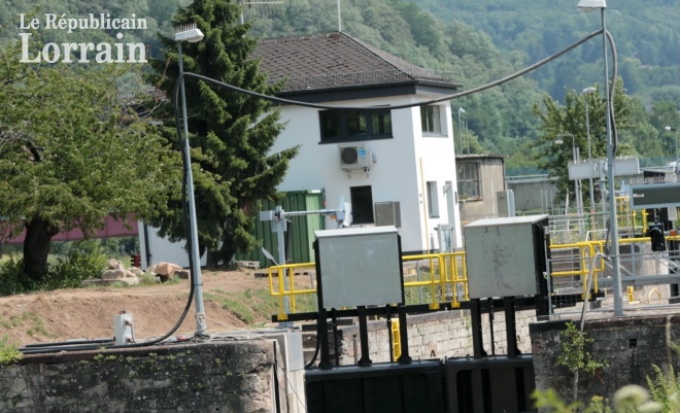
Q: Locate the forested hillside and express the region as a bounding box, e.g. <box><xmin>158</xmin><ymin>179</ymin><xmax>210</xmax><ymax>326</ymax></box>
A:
<box><xmin>2</xmin><ymin>0</ymin><xmax>678</xmax><ymax>169</ymax></box>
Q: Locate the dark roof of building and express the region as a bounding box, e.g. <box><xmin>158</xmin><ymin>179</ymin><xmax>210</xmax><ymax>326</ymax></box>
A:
<box><xmin>252</xmin><ymin>31</ymin><xmax>460</xmax><ymax>96</ymax></box>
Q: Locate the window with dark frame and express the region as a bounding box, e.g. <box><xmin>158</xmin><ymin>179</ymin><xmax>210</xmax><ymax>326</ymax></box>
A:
<box><xmin>350</xmin><ymin>185</ymin><xmax>374</xmax><ymax>224</ymax></box>
<box><xmin>457</xmin><ymin>162</ymin><xmax>481</xmax><ymax>201</ymax></box>
<box><xmin>421</xmin><ymin>105</ymin><xmax>442</xmax><ymax>135</ymax></box>
<box><xmin>319</xmin><ymin>109</ymin><xmax>392</xmax><ymax>143</ymax></box>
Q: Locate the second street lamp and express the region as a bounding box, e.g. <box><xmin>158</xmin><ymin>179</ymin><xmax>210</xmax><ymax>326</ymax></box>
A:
<box><xmin>578</xmin><ymin>0</ymin><xmax>623</xmax><ymax>316</ymax></box>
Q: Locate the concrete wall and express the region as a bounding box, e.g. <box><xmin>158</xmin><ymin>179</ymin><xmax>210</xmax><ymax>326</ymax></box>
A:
<box><xmin>530</xmin><ymin>313</ymin><xmax>680</xmax><ymax>407</ymax></box>
<box><xmin>0</xmin><ymin>339</ymin><xmax>299</xmax><ymax>413</ymax></box>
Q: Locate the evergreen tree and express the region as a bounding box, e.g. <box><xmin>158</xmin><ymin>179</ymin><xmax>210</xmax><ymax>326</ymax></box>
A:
<box><xmin>148</xmin><ymin>0</ymin><xmax>298</xmax><ymax>265</ymax></box>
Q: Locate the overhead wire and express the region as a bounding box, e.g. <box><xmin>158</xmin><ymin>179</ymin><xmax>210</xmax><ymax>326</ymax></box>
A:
<box><xmin>21</xmin><ymin>28</ymin><xmax>619</xmax><ymax>355</ymax></box>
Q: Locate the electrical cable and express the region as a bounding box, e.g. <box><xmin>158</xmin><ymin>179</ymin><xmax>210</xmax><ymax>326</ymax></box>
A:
<box><xmin>177</xmin><ymin>30</ymin><xmax>605</xmax><ymax>111</ymax></box>
<box><xmin>19</xmin><ymin>28</ymin><xmax>618</xmax><ymax>355</ymax></box>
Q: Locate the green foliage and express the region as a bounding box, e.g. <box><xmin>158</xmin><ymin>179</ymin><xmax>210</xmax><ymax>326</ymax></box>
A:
<box><xmin>0</xmin><ymin>335</ymin><xmax>23</xmax><ymax>365</ymax></box>
<box><xmin>0</xmin><ymin>258</ymin><xmax>35</xmax><ymax>296</ymax></box>
<box><xmin>558</xmin><ymin>321</ymin><xmax>608</xmax><ymax>377</ymax></box>
<box><xmin>0</xmin><ymin>28</ymin><xmax>181</xmax><ymax>282</ymax></box>
<box><xmin>46</xmin><ymin>241</ymin><xmax>108</xmax><ymax>290</ymax></box>
<box><xmin>645</xmin><ymin>365</ymin><xmax>680</xmax><ymax>413</ymax></box>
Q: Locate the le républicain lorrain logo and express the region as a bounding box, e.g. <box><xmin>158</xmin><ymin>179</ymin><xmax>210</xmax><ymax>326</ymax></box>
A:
<box><xmin>18</xmin><ymin>13</ymin><xmax>147</xmax><ymax>63</ymax></box>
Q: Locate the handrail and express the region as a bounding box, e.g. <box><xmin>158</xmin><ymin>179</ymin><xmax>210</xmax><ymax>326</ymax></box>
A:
<box><xmin>266</xmin><ymin>234</ymin><xmax>678</xmax><ymax>317</ymax></box>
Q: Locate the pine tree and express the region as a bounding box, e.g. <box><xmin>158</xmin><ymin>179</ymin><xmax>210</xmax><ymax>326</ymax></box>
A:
<box><xmin>148</xmin><ymin>0</ymin><xmax>298</xmax><ymax>265</ymax></box>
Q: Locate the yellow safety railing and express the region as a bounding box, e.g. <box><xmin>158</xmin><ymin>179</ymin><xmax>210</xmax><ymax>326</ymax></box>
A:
<box><xmin>267</xmin><ymin>262</ymin><xmax>317</xmax><ymax>321</ymax></box>
<box><xmin>267</xmin><ymin>234</ymin><xmax>678</xmax><ymax>318</ymax></box>
<box><xmin>390</xmin><ymin>318</ymin><xmax>401</xmax><ymax>361</ymax></box>
<box><xmin>267</xmin><ymin>251</ymin><xmax>469</xmax><ymax>319</ymax></box>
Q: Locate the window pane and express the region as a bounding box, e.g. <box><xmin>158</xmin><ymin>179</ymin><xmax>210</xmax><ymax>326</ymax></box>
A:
<box><xmin>427</xmin><ymin>181</ymin><xmax>439</xmax><ymax>218</ymax></box>
<box><xmin>457</xmin><ymin>163</ymin><xmax>480</xmax><ymax>200</ymax></box>
<box><xmin>347</xmin><ymin>111</ymin><xmax>367</xmax><ymax>136</ymax></box>
<box><xmin>320</xmin><ymin>111</ymin><xmax>340</xmax><ymax>139</ymax></box>
<box><xmin>371</xmin><ymin>110</ymin><xmax>392</xmax><ymax>135</ymax></box>
<box><xmin>421</xmin><ymin>105</ymin><xmax>441</xmax><ymax>134</ymax></box>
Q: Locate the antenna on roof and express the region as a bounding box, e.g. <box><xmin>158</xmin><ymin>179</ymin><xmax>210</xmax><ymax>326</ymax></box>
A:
<box><xmin>337</xmin><ymin>0</ymin><xmax>342</xmax><ymax>32</ymax></box>
<box><xmin>237</xmin><ymin>0</ymin><xmax>285</xmax><ymax>24</ymax></box>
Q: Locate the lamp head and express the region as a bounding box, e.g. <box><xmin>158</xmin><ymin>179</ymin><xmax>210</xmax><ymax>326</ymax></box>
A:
<box><xmin>175</xmin><ymin>24</ymin><xmax>204</xmax><ymax>43</ymax></box>
<box><xmin>577</xmin><ymin>0</ymin><xmax>606</xmax><ymax>10</ymax></box>
<box><xmin>458</xmin><ymin>107</ymin><xmax>465</xmax><ymax>114</ymax></box>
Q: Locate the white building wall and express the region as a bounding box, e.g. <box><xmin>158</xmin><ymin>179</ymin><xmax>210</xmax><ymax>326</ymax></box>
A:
<box><xmin>270</xmin><ymin>94</ymin><xmax>462</xmax><ymax>253</ymax></box>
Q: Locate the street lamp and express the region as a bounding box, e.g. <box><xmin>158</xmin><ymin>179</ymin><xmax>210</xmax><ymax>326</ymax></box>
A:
<box><xmin>175</xmin><ymin>24</ymin><xmax>208</xmax><ymax>337</ymax></box>
<box><xmin>578</xmin><ymin>0</ymin><xmax>623</xmax><ymax>316</ymax></box>
<box><xmin>555</xmin><ymin>133</ymin><xmax>583</xmax><ymax>232</ymax></box>
<box><xmin>582</xmin><ymin>86</ymin><xmax>597</xmax><ymax>218</ymax></box>
<box><xmin>458</xmin><ymin>107</ymin><xmax>466</xmax><ymax>154</ymax></box>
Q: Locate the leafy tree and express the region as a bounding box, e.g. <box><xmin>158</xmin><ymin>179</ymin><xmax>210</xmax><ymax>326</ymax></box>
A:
<box><xmin>530</xmin><ymin>78</ymin><xmax>633</xmax><ymax>202</ymax></box>
<box><xmin>148</xmin><ymin>0</ymin><xmax>298</xmax><ymax>266</ymax></box>
<box><xmin>0</xmin><ymin>39</ymin><xmax>178</xmax><ymax>284</ymax></box>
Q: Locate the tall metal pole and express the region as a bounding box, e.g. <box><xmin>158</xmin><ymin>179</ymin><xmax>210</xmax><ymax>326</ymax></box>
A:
<box><xmin>458</xmin><ymin>107</ymin><xmax>465</xmax><ymax>154</ymax></box>
<box><xmin>177</xmin><ymin>43</ymin><xmax>208</xmax><ymax>336</ymax></box>
<box><xmin>584</xmin><ymin>89</ymin><xmax>596</xmax><ymax>221</ymax></box>
<box><xmin>601</xmin><ymin>8</ymin><xmax>623</xmax><ymax>316</ymax></box>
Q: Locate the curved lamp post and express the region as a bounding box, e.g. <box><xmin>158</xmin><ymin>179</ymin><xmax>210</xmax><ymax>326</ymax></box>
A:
<box><xmin>175</xmin><ymin>24</ymin><xmax>208</xmax><ymax>337</ymax></box>
<box><xmin>578</xmin><ymin>0</ymin><xmax>623</xmax><ymax>316</ymax></box>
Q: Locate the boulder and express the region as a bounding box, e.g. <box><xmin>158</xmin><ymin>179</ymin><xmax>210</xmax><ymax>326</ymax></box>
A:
<box><xmin>101</xmin><ymin>268</ymin><xmax>137</xmax><ymax>280</ymax></box>
<box><xmin>151</xmin><ymin>261</ymin><xmax>184</xmax><ymax>279</ymax></box>
<box><xmin>107</xmin><ymin>258</ymin><xmax>125</xmax><ymax>271</ymax></box>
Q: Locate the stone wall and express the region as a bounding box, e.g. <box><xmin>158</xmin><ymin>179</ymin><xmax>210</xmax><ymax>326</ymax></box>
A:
<box><xmin>332</xmin><ymin>308</ymin><xmax>538</xmax><ymax>365</ymax></box>
<box><xmin>0</xmin><ymin>339</ymin><xmax>292</xmax><ymax>413</ymax></box>
<box><xmin>530</xmin><ymin>313</ymin><xmax>680</xmax><ymax>407</ymax></box>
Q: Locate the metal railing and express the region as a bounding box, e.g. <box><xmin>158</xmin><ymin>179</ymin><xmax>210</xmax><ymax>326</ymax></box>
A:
<box><xmin>265</xmin><ymin>235</ymin><xmax>678</xmax><ymax>319</ymax></box>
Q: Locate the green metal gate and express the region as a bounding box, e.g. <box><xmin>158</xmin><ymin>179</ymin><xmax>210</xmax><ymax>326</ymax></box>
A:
<box><xmin>236</xmin><ymin>190</ymin><xmax>325</xmax><ymax>268</ymax></box>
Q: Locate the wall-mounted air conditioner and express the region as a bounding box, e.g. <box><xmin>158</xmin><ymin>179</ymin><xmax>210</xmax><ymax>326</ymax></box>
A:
<box><xmin>338</xmin><ymin>143</ymin><xmax>374</xmax><ymax>171</ymax></box>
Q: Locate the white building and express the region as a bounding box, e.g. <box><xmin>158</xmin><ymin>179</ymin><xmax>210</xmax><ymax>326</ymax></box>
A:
<box><xmin>252</xmin><ymin>32</ymin><xmax>464</xmax><ymax>253</ymax></box>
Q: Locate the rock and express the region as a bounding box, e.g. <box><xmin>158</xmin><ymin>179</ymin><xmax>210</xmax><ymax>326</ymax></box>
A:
<box><xmin>101</xmin><ymin>268</ymin><xmax>136</xmax><ymax>279</ymax></box>
<box><xmin>129</xmin><ymin>267</ymin><xmax>144</xmax><ymax>276</ymax></box>
<box><xmin>151</xmin><ymin>261</ymin><xmax>184</xmax><ymax>279</ymax></box>
<box><xmin>107</xmin><ymin>258</ymin><xmax>125</xmax><ymax>270</ymax></box>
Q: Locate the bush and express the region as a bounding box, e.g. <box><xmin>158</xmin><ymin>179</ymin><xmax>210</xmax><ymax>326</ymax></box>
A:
<box><xmin>0</xmin><ymin>258</ymin><xmax>35</xmax><ymax>296</ymax></box>
<box><xmin>45</xmin><ymin>241</ymin><xmax>107</xmax><ymax>290</ymax></box>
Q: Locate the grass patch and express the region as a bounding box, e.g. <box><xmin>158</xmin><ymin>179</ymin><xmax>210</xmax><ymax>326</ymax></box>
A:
<box><xmin>0</xmin><ymin>312</ymin><xmax>55</xmax><ymax>339</ymax></box>
<box><xmin>204</xmin><ymin>287</ymin><xmax>315</xmax><ymax>326</ymax></box>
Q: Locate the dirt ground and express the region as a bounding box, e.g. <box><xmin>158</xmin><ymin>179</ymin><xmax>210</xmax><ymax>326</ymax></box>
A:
<box><xmin>0</xmin><ymin>269</ymin><xmax>288</xmax><ymax>346</ymax></box>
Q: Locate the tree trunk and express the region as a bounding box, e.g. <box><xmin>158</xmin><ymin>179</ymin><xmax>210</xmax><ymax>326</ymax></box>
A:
<box><xmin>22</xmin><ymin>217</ymin><xmax>59</xmax><ymax>284</ymax></box>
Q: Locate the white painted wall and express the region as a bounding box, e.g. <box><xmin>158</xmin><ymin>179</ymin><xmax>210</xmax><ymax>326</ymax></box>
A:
<box><xmin>138</xmin><ymin>222</ymin><xmax>207</xmax><ymax>269</ymax></box>
<box><xmin>271</xmin><ymin>94</ymin><xmax>463</xmax><ymax>253</ymax></box>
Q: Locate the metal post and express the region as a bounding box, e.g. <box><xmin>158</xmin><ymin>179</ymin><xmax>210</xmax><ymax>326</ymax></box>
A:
<box><xmin>584</xmin><ymin>91</ymin><xmax>596</xmax><ymax>221</ymax></box>
<box><xmin>177</xmin><ymin>44</ymin><xmax>208</xmax><ymax>336</ymax></box>
<box><xmin>601</xmin><ymin>8</ymin><xmax>623</xmax><ymax>316</ymax></box>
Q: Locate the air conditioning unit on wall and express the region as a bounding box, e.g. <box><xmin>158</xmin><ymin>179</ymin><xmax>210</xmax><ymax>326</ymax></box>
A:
<box><xmin>338</xmin><ymin>143</ymin><xmax>374</xmax><ymax>171</ymax></box>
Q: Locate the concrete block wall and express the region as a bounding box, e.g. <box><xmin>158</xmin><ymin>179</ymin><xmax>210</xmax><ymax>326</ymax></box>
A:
<box><xmin>530</xmin><ymin>313</ymin><xmax>680</xmax><ymax>408</ymax></box>
<box><xmin>331</xmin><ymin>308</ymin><xmax>538</xmax><ymax>365</ymax></box>
<box><xmin>0</xmin><ymin>339</ymin><xmax>292</xmax><ymax>413</ymax></box>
